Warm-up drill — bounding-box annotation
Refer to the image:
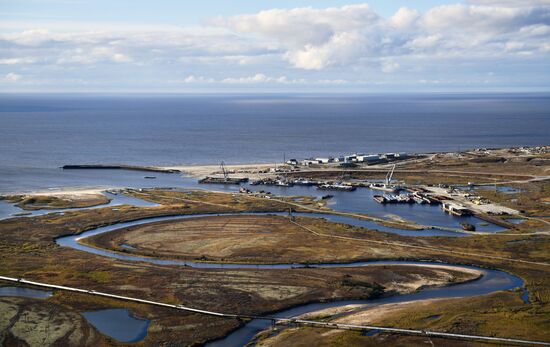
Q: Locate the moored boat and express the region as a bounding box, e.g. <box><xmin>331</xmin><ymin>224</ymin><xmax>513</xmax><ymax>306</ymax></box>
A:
<box><xmin>317</xmin><ymin>183</ymin><xmax>356</xmax><ymax>191</ymax></box>
<box><xmin>373</xmin><ymin>195</ymin><xmax>386</xmax><ymax>204</ymax></box>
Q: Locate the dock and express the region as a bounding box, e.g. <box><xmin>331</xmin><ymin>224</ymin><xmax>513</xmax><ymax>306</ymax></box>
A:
<box><xmin>62</xmin><ymin>164</ymin><xmax>180</xmax><ymax>173</ymax></box>
<box><xmin>198</xmin><ymin>161</ymin><xmax>248</xmax><ymax>185</ymax></box>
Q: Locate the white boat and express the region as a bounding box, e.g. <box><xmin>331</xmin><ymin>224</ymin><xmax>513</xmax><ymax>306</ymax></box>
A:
<box><xmin>383</xmin><ymin>194</ymin><xmax>398</xmax><ymax>203</ymax></box>
<box><xmin>369</xmin><ymin>183</ymin><xmax>399</xmax><ymax>192</ymax></box>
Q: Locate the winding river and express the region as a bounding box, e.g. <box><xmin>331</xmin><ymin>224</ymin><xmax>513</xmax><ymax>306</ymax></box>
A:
<box><xmin>55</xmin><ymin>213</ymin><xmax>526</xmax><ymax>346</ymax></box>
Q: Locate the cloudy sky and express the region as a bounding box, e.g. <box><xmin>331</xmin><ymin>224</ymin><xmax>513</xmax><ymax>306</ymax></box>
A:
<box><xmin>1</xmin><ymin>0</ymin><xmax>549</xmax><ymax>92</ymax></box>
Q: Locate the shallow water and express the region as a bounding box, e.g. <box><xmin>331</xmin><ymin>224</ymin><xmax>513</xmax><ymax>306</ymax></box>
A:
<box><xmin>476</xmin><ymin>186</ymin><xmax>523</xmax><ymax>194</ymax></box>
<box><xmin>0</xmin><ymin>191</ymin><xmax>158</xmax><ymax>220</ymax></box>
<box><xmin>54</xmin><ymin>209</ymin><xmax>525</xmax><ymax>346</ymax></box>
<box><xmin>81</xmin><ymin>308</ymin><xmax>149</xmax><ymax>343</ymax></box>
<box><xmin>0</xmin><ymin>286</ymin><xmax>52</xmax><ymax>299</ymax></box>
<box><xmin>206</xmin><ymin>262</ymin><xmax>523</xmax><ymax>347</ymax></box>
<box><xmin>0</xmin><ymin>168</ymin><xmax>505</xmax><ymax>233</ymax></box>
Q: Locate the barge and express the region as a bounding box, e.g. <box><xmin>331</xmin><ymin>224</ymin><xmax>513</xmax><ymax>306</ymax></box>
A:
<box><xmin>199</xmin><ymin>177</ymin><xmax>248</xmax><ymax>185</ymax></box>
<box><xmin>442</xmin><ymin>202</ymin><xmax>471</xmax><ymax>216</ymax></box>
<box><xmin>317</xmin><ymin>183</ymin><xmax>356</xmax><ymax>191</ymax></box>
<box><xmin>198</xmin><ymin>161</ymin><xmax>248</xmax><ymax>185</ymax></box>
<box><xmin>369</xmin><ymin>183</ymin><xmax>401</xmax><ymax>193</ymax></box>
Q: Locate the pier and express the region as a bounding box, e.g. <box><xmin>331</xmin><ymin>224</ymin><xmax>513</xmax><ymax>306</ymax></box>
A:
<box><xmin>62</xmin><ymin>164</ymin><xmax>180</xmax><ymax>173</ymax></box>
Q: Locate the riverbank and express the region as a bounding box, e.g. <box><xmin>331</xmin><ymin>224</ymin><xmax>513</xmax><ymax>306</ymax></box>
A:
<box><xmin>0</xmin><ymin>198</ymin><xmax>547</xmax><ymax>345</ymax></box>
<box><xmin>0</xmin><ymin>146</ymin><xmax>548</xmax><ymax>346</ymax></box>
<box><xmin>2</xmin><ymin>192</ymin><xmax>111</xmax><ymax>211</ymax></box>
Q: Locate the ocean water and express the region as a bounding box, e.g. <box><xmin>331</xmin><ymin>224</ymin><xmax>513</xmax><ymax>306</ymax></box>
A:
<box><xmin>1</xmin><ymin>93</ymin><xmax>549</xmax><ymax>171</ymax></box>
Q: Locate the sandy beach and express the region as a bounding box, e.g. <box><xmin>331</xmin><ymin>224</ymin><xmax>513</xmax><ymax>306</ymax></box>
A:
<box><xmin>2</xmin><ymin>187</ymin><xmax>109</xmax><ymax>198</ymax></box>
<box><xmin>161</xmin><ymin>163</ymin><xmax>281</xmax><ymax>178</ymax></box>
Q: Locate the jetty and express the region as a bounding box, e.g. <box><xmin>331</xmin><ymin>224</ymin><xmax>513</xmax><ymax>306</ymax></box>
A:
<box><xmin>62</xmin><ymin>164</ymin><xmax>180</xmax><ymax>173</ymax></box>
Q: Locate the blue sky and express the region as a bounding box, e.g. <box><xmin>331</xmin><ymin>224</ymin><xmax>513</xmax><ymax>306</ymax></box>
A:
<box><xmin>1</xmin><ymin>0</ymin><xmax>549</xmax><ymax>92</ymax></box>
<box><xmin>1</xmin><ymin>1</ymin><xmax>456</xmax><ymax>24</ymax></box>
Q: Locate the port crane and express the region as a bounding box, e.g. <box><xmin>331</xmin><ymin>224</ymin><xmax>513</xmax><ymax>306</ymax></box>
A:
<box><xmin>220</xmin><ymin>161</ymin><xmax>229</xmax><ymax>182</ymax></box>
<box><xmin>369</xmin><ymin>164</ymin><xmax>399</xmax><ymax>192</ymax></box>
<box><xmin>385</xmin><ymin>164</ymin><xmax>396</xmax><ymax>186</ymax></box>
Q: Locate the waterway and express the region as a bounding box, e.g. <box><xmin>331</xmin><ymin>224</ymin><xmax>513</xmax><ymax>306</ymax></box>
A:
<box><xmin>0</xmin><ymin>286</ymin><xmax>52</xmax><ymax>299</ymax></box>
<box><xmin>53</xmin><ymin>213</ymin><xmax>525</xmax><ymax>346</ymax></box>
<box><xmin>1</xmin><ymin>168</ymin><xmax>506</xmax><ymax>234</ymax></box>
<box><xmin>56</xmin><ymin>213</ymin><xmax>469</xmax><ymax>267</ymax></box>
<box><xmin>0</xmin><ymin>191</ymin><xmax>158</xmax><ymax>220</ymax></box>
<box><xmin>0</xmin><ymin>168</ymin><xmax>528</xmax><ymax>344</ymax></box>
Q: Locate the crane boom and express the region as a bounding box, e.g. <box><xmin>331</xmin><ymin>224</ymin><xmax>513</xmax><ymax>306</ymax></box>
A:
<box><xmin>385</xmin><ymin>164</ymin><xmax>396</xmax><ymax>185</ymax></box>
<box><xmin>220</xmin><ymin>161</ymin><xmax>228</xmax><ymax>181</ymax></box>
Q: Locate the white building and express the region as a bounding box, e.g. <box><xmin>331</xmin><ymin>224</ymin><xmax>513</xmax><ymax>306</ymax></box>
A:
<box><xmin>315</xmin><ymin>157</ymin><xmax>331</xmax><ymax>164</ymax></box>
<box><xmin>286</xmin><ymin>159</ymin><xmax>298</xmax><ymax>165</ymax></box>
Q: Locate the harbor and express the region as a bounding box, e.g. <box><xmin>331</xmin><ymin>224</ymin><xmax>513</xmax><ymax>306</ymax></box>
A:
<box><xmin>0</xmin><ymin>145</ymin><xmax>548</xmax><ymax>347</ymax></box>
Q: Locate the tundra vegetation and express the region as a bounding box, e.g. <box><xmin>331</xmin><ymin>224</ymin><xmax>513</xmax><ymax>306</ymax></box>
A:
<box><xmin>0</xmin><ymin>150</ymin><xmax>548</xmax><ymax>346</ymax></box>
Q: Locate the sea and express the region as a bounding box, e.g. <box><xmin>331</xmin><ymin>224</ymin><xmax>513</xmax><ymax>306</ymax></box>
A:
<box><xmin>0</xmin><ymin>93</ymin><xmax>549</xmax><ymax>192</ymax></box>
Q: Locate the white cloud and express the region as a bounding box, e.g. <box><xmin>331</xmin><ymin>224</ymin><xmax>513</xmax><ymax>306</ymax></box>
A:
<box><xmin>210</xmin><ymin>4</ymin><xmax>379</xmax><ymax>47</ymax></box>
<box><xmin>390</xmin><ymin>7</ymin><xmax>420</xmax><ymax>29</ymax></box>
<box><xmin>4</xmin><ymin>73</ymin><xmax>22</xmax><ymax>82</ymax></box>
<box><xmin>467</xmin><ymin>0</ymin><xmax>550</xmax><ymax>6</ymax></box>
<box><xmin>0</xmin><ymin>57</ymin><xmax>36</xmax><ymax>65</ymax></box>
<box><xmin>505</xmin><ymin>41</ymin><xmax>525</xmax><ymax>51</ymax></box>
<box><xmin>381</xmin><ymin>59</ymin><xmax>400</xmax><ymax>73</ymax></box>
<box><xmin>214</xmin><ymin>5</ymin><xmax>380</xmax><ymax>70</ymax></box>
<box><xmin>181</xmin><ymin>75</ymin><xmax>215</xmax><ymax>83</ymax></box>
<box><xmin>406</xmin><ymin>34</ymin><xmax>443</xmax><ymax>50</ymax></box>
<box><xmin>215</xmin><ymin>3</ymin><xmax>550</xmax><ymax>71</ymax></box>
<box><xmin>222</xmin><ymin>74</ymin><xmax>300</xmax><ymax>84</ymax></box>
<box><xmin>317</xmin><ymin>79</ymin><xmax>348</xmax><ymax>85</ymax></box>
<box><xmin>179</xmin><ymin>75</ymin><xmax>354</xmax><ymax>85</ymax></box>
<box><xmin>284</xmin><ymin>31</ymin><xmax>368</xmax><ymax>70</ymax></box>
<box><xmin>112</xmin><ymin>53</ymin><xmax>132</xmax><ymax>62</ymax></box>
<box><xmin>0</xmin><ymin>2</ymin><xmax>549</xmax><ymax>90</ymax></box>
<box><xmin>1</xmin><ymin>29</ymin><xmax>52</xmax><ymax>46</ymax></box>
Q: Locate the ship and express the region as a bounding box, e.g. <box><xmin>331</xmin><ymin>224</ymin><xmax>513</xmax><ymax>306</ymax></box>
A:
<box><xmin>275</xmin><ymin>180</ymin><xmax>293</xmax><ymax>187</ymax></box>
<box><xmin>317</xmin><ymin>183</ymin><xmax>356</xmax><ymax>191</ymax></box>
<box><xmin>396</xmin><ymin>194</ymin><xmax>413</xmax><ymax>203</ymax></box>
<box><xmin>292</xmin><ymin>178</ymin><xmax>317</xmax><ymax>186</ymax></box>
<box><xmin>382</xmin><ymin>194</ymin><xmax>398</xmax><ymax>203</ymax></box>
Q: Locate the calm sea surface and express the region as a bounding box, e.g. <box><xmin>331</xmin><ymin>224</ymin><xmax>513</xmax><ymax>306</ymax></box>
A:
<box><xmin>0</xmin><ymin>93</ymin><xmax>549</xmax><ymax>191</ymax></box>
<box><xmin>1</xmin><ymin>93</ymin><xmax>549</xmax><ymax>167</ymax></box>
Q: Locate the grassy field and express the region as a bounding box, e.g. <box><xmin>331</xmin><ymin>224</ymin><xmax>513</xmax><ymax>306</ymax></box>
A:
<box><xmin>0</xmin><ymin>150</ymin><xmax>548</xmax><ymax>346</ymax></box>
<box><xmin>0</xmin><ymin>193</ymin><xmax>486</xmax><ymax>346</ymax></box>
<box><xmin>2</xmin><ymin>194</ymin><xmax>111</xmax><ymax>210</ymax></box>
<box><xmin>83</xmin><ymin>215</ymin><xmax>417</xmax><ymax>263</ymax></box>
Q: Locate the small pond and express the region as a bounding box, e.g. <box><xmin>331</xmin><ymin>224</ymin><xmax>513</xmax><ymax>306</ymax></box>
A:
<box><xmin>81</xmin><ymin>308</ymin><xmax>149</xmax><ymax>343</ymax></box>
<box><xmin>0</xmin><ymin>286</ymin><xmax>52</xmax><ymax>299</ymax></box>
